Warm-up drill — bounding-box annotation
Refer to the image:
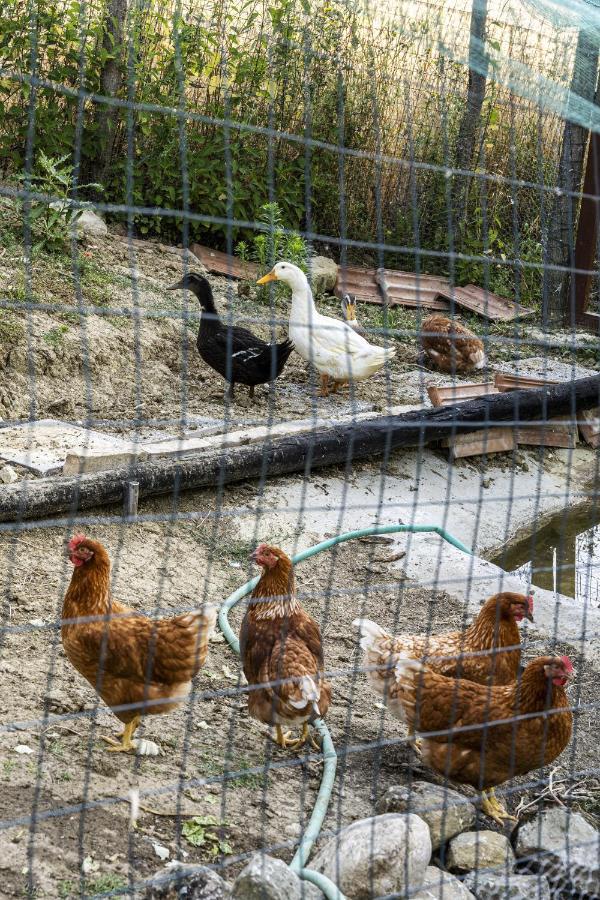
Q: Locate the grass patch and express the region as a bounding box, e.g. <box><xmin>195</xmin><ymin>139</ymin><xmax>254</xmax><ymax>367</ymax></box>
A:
<box><xmin>0</xmin><ymin>311</ymin><xmax>25</xmax><ymax>344</ymax></box>
<box><xmin>42</xmin><ymin>325</ymin><xmax>69</xmax><ymax>348</ymax></box>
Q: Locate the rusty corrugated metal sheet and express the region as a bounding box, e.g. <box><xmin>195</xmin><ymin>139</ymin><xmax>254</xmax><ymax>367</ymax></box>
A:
<box><xmin>376</xmin><ymin>269</ymin><xmax>451</xmax><ymax>311</ymax></box>
<box><xmin>191</xmin><ymin>244</ymin><xmax>259</xmax><ymax>280</ymax></box>
<box><xmin>494</xmin><ymin>372</ymin><xmax>561</xmax><ymax>392</ymax></box>
<box><xmin>334</xmin><ymin>266</ymin><xmax>381</xmax><ymax>303</ymax></box>
<box><xmin>436</xmin><ymin>284</ymin><xmax>534</xmax><ymax>321</ymax></box>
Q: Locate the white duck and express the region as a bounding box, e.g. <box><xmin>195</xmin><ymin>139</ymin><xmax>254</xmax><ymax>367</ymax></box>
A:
<box><xmin>257</xmin><ymin>262</ymin><xmax>396</xmax><ymax>397</ymax></box>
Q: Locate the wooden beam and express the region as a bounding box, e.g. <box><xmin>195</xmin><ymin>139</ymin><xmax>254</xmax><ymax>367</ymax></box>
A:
<box><xmin>572</xmin><ymin>129</ymin><xmax>600</xmax><ymax>330</ymax></box>
<box><xmin>1</xmin><ymin>375</ymin><xmax>598</xmax><ymax>523</ymax></box>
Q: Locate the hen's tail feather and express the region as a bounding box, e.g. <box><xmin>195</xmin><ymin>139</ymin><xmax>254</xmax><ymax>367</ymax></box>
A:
<box><xmin>288</xmin><ymin>674</ymin><xmax>321</xmax><ymax>716</ymax></box>
<box><xmin>353</xmin><ymin>617</ymin><xmax>391</xmax><ymax>652</ymax></box>
<box><xmin>177</xmin><ymin>603</ymin><xmax>218</xmax><ymax>633</ymax></box>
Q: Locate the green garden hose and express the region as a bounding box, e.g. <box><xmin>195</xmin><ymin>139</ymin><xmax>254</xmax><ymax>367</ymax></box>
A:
<box><xmin>218</xmin><ymin>523</ymin><xmax>473</xmax><ymax>900</ymax></box>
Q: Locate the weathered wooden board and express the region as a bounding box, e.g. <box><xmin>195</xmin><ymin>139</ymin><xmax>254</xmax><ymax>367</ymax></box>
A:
<box><xmin>428</xmin><ymin>382</ymin><xmax>511</xmax><ymax>457</ymax></box>
<box><xmin>442</xmin><ymin>429</ymin><xmax>517</xmax><ymax>459</ymax></box>
<box><xmin>578</xmin><ymin>407</ymin><xmax>600</xmax><ymax>448</ymax></box>
<box><xmin>63</xmin><ymin>405</ymin><xmax>424</xmax><ymax>475</ymax></box>
<box><xmin>516</xmin><ymin>417</ymin><xmax>579</xmax><ymax>449</ymax></box>
<box><xmin>0</xmin><ymin>420</ymin><xmax>144</xmax><ymax>476</ymax></box>
<box><xmin>191</xmin><ymin>244</ymin><xmax>259</xmax><ymax>280</ymax></box>
<box><xmin>427</xmin><ymin>382</ymin><xmax>498</xmax><ymax>408</ymax></box>
<box><xmin>2</xmin><ymin>375</ymin><xmax>598</xmax><ymax>522</ymax></box>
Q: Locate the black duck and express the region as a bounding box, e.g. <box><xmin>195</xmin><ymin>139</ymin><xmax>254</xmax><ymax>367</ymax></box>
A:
<box><xmin>168</xmin><ymin>273</ymin><xmax>294</xmax><ymax>399</ymax></box>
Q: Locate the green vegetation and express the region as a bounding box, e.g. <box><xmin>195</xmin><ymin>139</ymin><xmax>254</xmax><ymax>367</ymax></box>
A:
<box><xmin>0</xmin><ymin>311</ymin><xmax>25</xmax><ymax>345</ymax></box>
<box><xmin>42</xmin><ymin>325</ymin><xmax>69</xmax><ymax>348</ymax></box>
<box><xmin>0</xmin><ymin>0</ymin><xmax>566</xmax><ymax>311</ymax></box>
<box><xmin>14</xmin><ymin>153</ymin><xmax>101</xmax><ymax>254</ymax></box>
<box><xmin>182</xmin><ymin>815</ymin><xmax>233</xmax><ymax>856</ymax></box>
<box><xmin>237</xmin><ymin>202</ymin><xmax>308</xmax><ymax>302</ymax></box>
<box><xmin>85</xmin><ymin>874</ymin><xmax>127</xmax><ymax>895</ymax></box>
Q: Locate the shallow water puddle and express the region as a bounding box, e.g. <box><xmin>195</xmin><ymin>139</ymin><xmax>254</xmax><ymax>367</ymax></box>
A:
<box><xmin>490</xmin><ymin>503</ymin><xmax>600</xmax><ymax>606</ymax></box>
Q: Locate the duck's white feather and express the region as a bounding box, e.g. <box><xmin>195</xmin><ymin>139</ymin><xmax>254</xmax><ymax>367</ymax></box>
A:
<box><xmin>285</xmin><ymin>268</ymin><xmax>395</xmax><ymax>382</ymax></box>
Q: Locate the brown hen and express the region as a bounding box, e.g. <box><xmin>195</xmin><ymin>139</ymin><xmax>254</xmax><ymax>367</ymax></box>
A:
<box><xmin>382</xmin><ymin>654</ymin><xmax>573</xmax><ymax>823</ymax></box>
<box><xmin>420</xmin><ymin>314</ymin><xmax>486</xmax><ymax>373</ymax></box>
<box><xmin>62</xmin><ymin>535</ymin><xmax>217</xmax><ymax>754</ymax></box>
<box><xmin>240</xmin><ymin>543</ymin><xmax>331</xmax><ymax>750</ymax></box>
<box><xmin>354</xmin><ymin>591</ymin><xmax>533</xmax><ymax>690</ymax></box>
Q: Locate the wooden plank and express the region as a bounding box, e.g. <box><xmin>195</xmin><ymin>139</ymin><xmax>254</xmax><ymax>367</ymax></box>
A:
<box><xmin>190</xmin><ymin>244</ymin><xmax>259</xmax><ymax>280</ymax></box>
<box><xmin>62</xmin><ymin>405</ymin><xmax>423</xmax><ymax>475</ymax></box>
<box><xmin>442</xmin><ymin>429</ymin><xmax>517</xmax><ymax>459</ymax></box>
<box><xmin>579</xmin><ymin>407</ymin><xmax>600</xmax><ymax>448</ymax></box>
<box><xmin>494</xmin><ymin>372</ymin><xmax>561</xmax><ymax>392</ymax></box>
<box><xmin>436</xmin><ymin>284</ymin><xmax>534</xmax><ymax>321</ymax></box>
<box><xmin>427</xmin><ymin>382</ymin><xmax>498</xmax><ymax>408</ymax></box>
<box><xmin>516</xmin><ymin>417</ymin><xmax>579</xmax><ymax>449</ymax></box>
<box><xmin>428</xmin><ymin>382</ymin><xmax>506</xmax><ymax>457</ymax></box>
<box><xmin>2</xmin><ymin>375</ymin><xmax>599</xmax><ymax>522</ymax></box>
<box><xmin>572</xmin><ymin>127</ymin><xmax>600</xmax><ymax>329</ymax></box>
<box><xmin>63</xmin><ymin>449</ymin><xmax>147</xmax><ymax>476</ymax></box>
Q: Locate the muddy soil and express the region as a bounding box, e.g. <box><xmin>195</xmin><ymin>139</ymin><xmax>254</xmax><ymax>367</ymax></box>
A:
<box><xmin>0</xmin><ymin>498</ymin><xmax>597</xmax><ymax>898</ymax></box>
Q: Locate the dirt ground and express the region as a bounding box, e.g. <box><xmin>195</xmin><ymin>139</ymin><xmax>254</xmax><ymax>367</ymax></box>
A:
<box><xmin>1</xmin><ymin>227</ymin><xmax>597</xmax><ymax>433</ymax></box>
<box><xmin>1</xmin><ymin>226</ymin><xmax>599</xmax><ymax>897</ymax></box>
<box><xmin>0</xmin><ymin>496</ymin><xmax>598</xmax><ymax>899</ymax></box>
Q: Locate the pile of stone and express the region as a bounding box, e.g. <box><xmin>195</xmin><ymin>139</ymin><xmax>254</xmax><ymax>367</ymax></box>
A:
<box><xmin>144</xmin><ymin>784</ymin><xmax>599</xmax><ymax>900</ymax></box>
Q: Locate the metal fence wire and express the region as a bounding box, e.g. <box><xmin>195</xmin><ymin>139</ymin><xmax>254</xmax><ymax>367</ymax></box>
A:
<box><xmin>0</xmin><ymin>0</ymin><xmax>600</xmax><ymax>897</ymax></box>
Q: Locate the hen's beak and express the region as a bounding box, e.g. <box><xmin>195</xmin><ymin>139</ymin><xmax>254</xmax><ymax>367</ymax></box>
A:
<box><xmin>248</xmin><ymin>548</ymin><xmax>259</xmax><ymax>562</ymax></box>
<box><xmin>166</xmin><ymin>281</ymin><xmax>183</xmax><ymax>291</ymax></box>
<box><xmin>257</xmin><ymin>270</ymin><xmax>278</xmax><ymax>285</ymax></box>
<box><xmin>346</xmin><ymin>302</ymin><xmax>356</xmax><ymax>320</ymax></box>
<box><xmin>525</xmin><ymin>609</ymin><xmax>534</xmax><ymax>622</ymax></box>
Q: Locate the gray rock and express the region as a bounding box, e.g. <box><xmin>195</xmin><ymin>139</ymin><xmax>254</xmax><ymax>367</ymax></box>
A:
<box><xmin>377</xmin><ymin>782</ymin><xmax>477</xmax><ymax>849</ymax></box>
<box><xmin>76</xmin><ymin>209</ymin><xmax>108</xmax><ymax>239</ymax></box>
<box><xmin>310</xmin><ymin>813</ymin><xmax>432</xmax><ymax>899</ymax></box>
<box><xmin>144</xmin><ymin>864</ymin><xmax>232</xmax><ymax>898</ymax></box>
<box><xmin>232</xmin><ymin>854</ymin><xmax>305</xmax><ymax>900</ymax></box>
<box><xmin>447</xmin><ymin>831</ymin><xmax>515</xmax><ymax>873</ymax></box>
<box><xmin>308</xmin><ymin>256</ymin><xmax>338</xmax><ymax>295</ymax></box>
<box><xmin>515</xmin><ymin>807</ymin><xmax>599</xmax><ymax>897</ymax></box>
<box><xmin>0</xmin><ymin>465</ymin><xmax>18</xmax><ymax>484</ymax></box>
<box><xmin>462</xmin><ymin>872</ymin><xmax>551</xmax><ymax>900</ymax></box>
<box><xmin>413</xmin><ymin>866</ymin><xmax>475</xmax><ymax>899</ymax></box>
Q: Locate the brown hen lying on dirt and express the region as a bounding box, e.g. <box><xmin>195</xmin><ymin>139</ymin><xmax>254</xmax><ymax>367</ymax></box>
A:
<box><xmin>240</xmin><ymin>543</ymin><xmax>331</xmax><ymax>750</ymax></box>
<box><xmin>364</xmin><ymin>652</ymin><xmax>574</xmax><ymax>824</ymax></box>
<box><xmin>354</xmin><ymin>591</ymin><xmax>533</xmax><ymax>689</ymax></box>
<box><xmin>62</xmin><ymin>535</ymin><xmax>217</xmax><ymax>754</ymax></box>
<box><xmin>420</xmin><ymin>314</ymin><xmax>486</xmax><ymax>373</ymax></box>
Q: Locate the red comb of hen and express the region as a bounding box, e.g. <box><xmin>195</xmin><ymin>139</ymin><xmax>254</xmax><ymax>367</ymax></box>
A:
<box><xmin>527</xmin><ymin>595</ymin><xmax>534</xmax><ymax>612</ymax></box>
<box><xmin>68</xmin><ymin>534</ymin><xmax>87</xmax><ymax>552</ymax></box>
<box><xmin>561</xmin><ymin>655</ymin><xmax>574</xmax><ymax>673</ymax></box>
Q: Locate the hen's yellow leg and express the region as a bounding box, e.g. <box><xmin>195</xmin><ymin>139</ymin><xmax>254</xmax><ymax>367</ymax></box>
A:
<box><xmin>270</xmin><ymin>724</ymin><xmax>296</xmax><ymax>749</ymax></box>
<box><xmin>481</xmin><ymin>788</ymin><xmax>518</xmax><ymax>825</ymax></box>
<box><xmin>286</xmin><ymin>723</ymin><xmax>321</xmax><ymax>751</ymax></box>
<box><xmin>318</xmin><ymin>374</ymin><xmax>330</xmax><ymax>398</ymax></box>
<box><xmin>102</xmin><ymin>715</ymin><xmax>141</xmax><ymax>753</ymax></box>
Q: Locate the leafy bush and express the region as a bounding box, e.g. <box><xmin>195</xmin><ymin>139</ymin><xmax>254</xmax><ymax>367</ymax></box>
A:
<box><xmin>16</xmin><ymin>153</ymin><xmax>101</xmax><ymax>254</ymax></box>
<box><xmin>237</xmin><ymin>202</ymin><xmax>308</xmax><ymax>301</ymax></box>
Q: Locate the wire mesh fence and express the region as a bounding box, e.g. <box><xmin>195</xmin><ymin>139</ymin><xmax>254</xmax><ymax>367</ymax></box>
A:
<box><xmin>0</xmin><ymin>0</ymin><xmax>600</xmax><ymax>897</ymax></box>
